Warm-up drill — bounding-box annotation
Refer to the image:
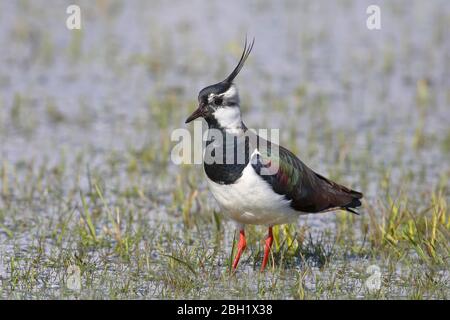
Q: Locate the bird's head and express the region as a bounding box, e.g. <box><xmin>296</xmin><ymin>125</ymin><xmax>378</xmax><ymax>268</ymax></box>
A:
<box><xmin>185</xmin><ymin>38</ymin><xmax>254</xmax><ymax>131</ymax></box>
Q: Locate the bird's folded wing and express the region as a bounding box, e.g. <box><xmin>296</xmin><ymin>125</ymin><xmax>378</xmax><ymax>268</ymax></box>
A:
<box><xmin>252</xmin><ymin>142</ymin><xmax>362</xmax><ymax>213</ymax></box>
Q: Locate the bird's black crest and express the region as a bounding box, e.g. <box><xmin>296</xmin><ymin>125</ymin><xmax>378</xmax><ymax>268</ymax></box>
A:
<box><xmin>224</xmin><ymin>36</ymin><xmax>255</xmax><ymax>84</ymax></box>
<box><xmin>197</xmin><ymin>37</ymin><xmax>255</xmax><ymax>101</ymax></box>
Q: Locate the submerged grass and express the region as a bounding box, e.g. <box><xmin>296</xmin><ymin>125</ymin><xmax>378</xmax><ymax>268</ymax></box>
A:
<box><xmin>0</xmin><ymin>150</ymin><xmax>447</xmax><ymax>299</ymax></box>
<box><xmin>0</xmin><ymin>86</ymin><xmax>449</xmax><ymax>299</ymax></box>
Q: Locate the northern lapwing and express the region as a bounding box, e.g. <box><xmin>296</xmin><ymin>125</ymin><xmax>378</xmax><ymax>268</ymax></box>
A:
<box><xmin>185</xmin><ymin>38</ymin><xmax>363</xmax><ymax>271</ymax></box>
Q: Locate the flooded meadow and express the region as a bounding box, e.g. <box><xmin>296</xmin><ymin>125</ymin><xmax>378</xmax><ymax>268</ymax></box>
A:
<box><xmin>0</xmin><ymin>0</ymin><xmax>449</xmax><ymax>299</ymax></box>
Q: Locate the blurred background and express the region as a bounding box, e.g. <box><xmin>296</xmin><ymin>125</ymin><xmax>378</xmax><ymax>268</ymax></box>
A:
<box><xmin>1</xmin><ymin>0</ymin><xmax>448</xmax><ymax>177</ymax></box>
<box><xmin>0</xmin><ymin>0</ymin><xmax>449</xmax><ymax>299</ymax></box>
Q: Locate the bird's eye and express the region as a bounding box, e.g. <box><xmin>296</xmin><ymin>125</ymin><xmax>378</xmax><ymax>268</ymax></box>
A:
<box><xmin>213</xmin><ymin>97</ymin><xmax>223</xmax><ymax>105</ymax></box>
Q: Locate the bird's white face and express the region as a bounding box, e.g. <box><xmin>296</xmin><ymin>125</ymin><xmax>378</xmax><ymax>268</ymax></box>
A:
<box><xmin>208</xmin><ymin>84</ymin><xmax>239</xmax><ymax>105</ymax></box>
<box><xmin>205</xmin><ymin>84</ymin><xmax>240</xmax><ymax>108</ymax></box>
<box><xmin>208</xmin><ymin>84</ymin><xmax>242</xmax><ymax>131</ymax></box>
<box><xmin>212</xmin><ymin>105</ymin><xmax>242</xmax><ymax>131</ymax></box>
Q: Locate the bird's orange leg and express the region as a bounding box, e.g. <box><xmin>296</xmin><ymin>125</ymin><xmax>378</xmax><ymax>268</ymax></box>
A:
<box><xmin>261</xmin><ymin>226</ymin><xmax>273</xmax><ymax>272</ymax></box>
<box><xmin>232</xmin><ymin>230</ymin><xmax>247</xmax><ymax>270</ymax></box>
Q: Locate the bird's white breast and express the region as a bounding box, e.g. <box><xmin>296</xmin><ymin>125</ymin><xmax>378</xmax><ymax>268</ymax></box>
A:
<box><xmin>205</xmin><ymin>150</ymin><xmax>300</xmax><ymax>226</ymax></box>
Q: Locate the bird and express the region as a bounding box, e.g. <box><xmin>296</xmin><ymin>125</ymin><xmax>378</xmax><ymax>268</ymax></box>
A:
<box><xmin>185</xmin><ymin>38</ymin><xmax>363</xmax><ymax>272</ymax></box>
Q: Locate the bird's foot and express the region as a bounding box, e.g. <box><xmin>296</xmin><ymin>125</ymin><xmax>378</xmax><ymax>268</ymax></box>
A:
<box><xmin>232</xmin><ymin>230</ymin><xmax>246</xmax><ymax>270</ymax></box>
<box><xmin>260</xmin><ymin>227</ymin><xmax>273</xmax><ymax>272</ymax></box>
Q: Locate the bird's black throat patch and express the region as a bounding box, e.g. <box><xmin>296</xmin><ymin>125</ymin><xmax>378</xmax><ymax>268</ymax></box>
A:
<box><xmin>203</xmin><ymin>132</ymin><xmax>250</xmax><ymax>185</ymax></box>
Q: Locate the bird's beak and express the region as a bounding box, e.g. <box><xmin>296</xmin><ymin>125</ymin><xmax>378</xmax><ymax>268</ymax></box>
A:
<box><xmin>185</xmin><ymin>103</ymin><xmax>205</xmax><ymax>124</ymax></box>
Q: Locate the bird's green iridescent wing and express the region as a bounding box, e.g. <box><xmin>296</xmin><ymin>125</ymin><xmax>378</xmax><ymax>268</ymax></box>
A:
<box><xmin>252</xmin><ymin>140</ymin><xmax>362</xmax><ymax>213</ymax></box>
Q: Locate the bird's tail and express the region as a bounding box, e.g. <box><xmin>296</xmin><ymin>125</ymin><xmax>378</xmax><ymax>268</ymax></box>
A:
<box><xmin>314</xmin><ymin>172</ymin><xmax>363</xmax><ymax>215</ymax></box>
<box><xmin>340</xmin><ymin>189</ymin><xmax>363</xmax><ymax>215</ymax></box>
